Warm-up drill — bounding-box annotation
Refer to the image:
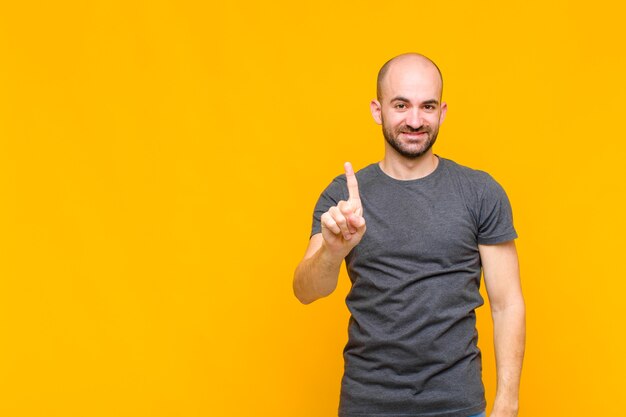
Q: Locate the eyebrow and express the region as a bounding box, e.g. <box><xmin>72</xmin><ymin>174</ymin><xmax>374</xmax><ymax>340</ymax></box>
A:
<box><xmin>390</xmin><ymin>96</ymin><xmax>440</xmax><ymax>106</ymax></box>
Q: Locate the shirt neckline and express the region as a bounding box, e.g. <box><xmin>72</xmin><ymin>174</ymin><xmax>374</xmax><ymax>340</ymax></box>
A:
<box><xmin>373</xmin><ymin>155</ymin><xmax>445</xmax><ymax>185</ymax></box>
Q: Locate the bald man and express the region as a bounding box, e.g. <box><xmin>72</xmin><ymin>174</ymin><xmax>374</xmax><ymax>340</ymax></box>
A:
<box><xmin>293</xmin><ymin>54</ymin><xmax>525</xmax><ymax>417</ymax></box>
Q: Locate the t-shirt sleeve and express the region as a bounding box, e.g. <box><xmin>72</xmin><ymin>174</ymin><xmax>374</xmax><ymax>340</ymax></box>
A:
<box><xmin>310</xmin><ymin>176</ymin><xmax>347</xmax><ymax>239</ymax></box>
<box><xmin>477</xmin><ymin>174</ymin><xmax>518</xmax><ymax>244</ymax></box>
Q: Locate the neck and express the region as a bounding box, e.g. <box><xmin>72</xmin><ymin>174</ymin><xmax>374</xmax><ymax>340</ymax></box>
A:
<box><xmin>379</xmin><ymin>149</ymin><xmax>439</xmax><ymax>180</ymax></box>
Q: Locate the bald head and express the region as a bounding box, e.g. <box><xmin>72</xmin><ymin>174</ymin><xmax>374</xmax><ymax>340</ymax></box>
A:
<box><xmin>376</xmin><ymin>53</ymin><xmax>443</xmax><ymax>102</ymax></box>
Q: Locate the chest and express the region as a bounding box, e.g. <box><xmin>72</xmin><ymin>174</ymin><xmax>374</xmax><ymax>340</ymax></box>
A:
<box><xmin>348</xmin><ymin>182</ymin><xmax>479</xmax><ymax>270</ymax></box>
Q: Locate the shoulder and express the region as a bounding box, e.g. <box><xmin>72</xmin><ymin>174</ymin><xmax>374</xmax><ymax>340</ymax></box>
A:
<box><xmin>319</xmin><ymin>173</ymin><xmax>346</xmax><ymax>201</ymax></box>
<box><xmin>442</xmin><ymin>157</ymin><xmax>494</xmax><ymax>183</ymax></box>
<box><xmin>440</xmin><ymin>157</ymin><xmax>500</xmax><ymax>194</ymax></box>
<box><xmin>353</xmin><ymin>163</ymin><xmax>380</xmax><ymax>188</ymax></box>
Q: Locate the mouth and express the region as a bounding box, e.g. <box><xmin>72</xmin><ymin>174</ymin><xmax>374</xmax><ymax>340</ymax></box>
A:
<box><xmin>401</xmin><ymin>132</ymin><xmax>427</xmax><ymax>139</ymax></box>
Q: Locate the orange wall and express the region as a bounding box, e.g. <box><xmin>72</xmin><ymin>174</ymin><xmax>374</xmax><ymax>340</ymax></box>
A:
<box><xmin>1</xmin><ymin>1</ymin><xmax>624</xmax><ymax>416</ymax></box>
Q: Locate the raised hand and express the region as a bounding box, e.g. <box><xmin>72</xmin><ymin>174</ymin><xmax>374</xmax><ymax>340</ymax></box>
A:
<box><xmin>320</xmin><ymin>162</ymin><xmax>367</xmax><ymax>257</ymax></box>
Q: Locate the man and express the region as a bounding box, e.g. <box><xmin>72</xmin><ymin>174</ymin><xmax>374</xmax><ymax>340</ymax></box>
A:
<box><xmin>293</xmin><ymin>53</ymin><xmax>525</xmax><ymax>417</ymax></box>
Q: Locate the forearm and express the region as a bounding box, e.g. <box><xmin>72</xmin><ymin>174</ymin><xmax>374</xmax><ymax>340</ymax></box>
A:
<box><xmin>491</xmin><ymin>301</ymin><xmax>526</xmax><ymax>415</ymax></box>
<box><xmin>293</xmin><ymin>243</ymin><xmax>344</xmax><ymax>304</ymax></box>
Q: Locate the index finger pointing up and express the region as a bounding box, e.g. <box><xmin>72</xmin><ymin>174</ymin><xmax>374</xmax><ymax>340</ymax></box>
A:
<box><xmin>344</xmin><ymin>162</ymin><xmax>361</xmax><ymax>202</ymax></box>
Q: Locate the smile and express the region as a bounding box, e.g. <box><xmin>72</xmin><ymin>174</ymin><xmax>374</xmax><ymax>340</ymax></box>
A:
<box><xmin>402</xmin><ymin>132</ymin><xmax>427</xmax><ymax>138</ymax></box>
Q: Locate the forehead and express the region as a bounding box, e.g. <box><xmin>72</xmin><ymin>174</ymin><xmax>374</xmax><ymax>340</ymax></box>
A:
<box><xmin>381</xmin><ymin>61</ymin><xmax>442</xmax><ymax>102</ymax></box>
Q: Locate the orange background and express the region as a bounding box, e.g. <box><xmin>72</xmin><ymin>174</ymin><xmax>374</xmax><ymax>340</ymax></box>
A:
<box><xmin>1</xmin><ymin>1</ymin><xmax>624</xmax><ymax>416</ymax></box>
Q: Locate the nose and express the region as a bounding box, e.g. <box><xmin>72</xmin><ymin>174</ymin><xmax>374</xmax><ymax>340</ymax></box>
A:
<box><xmin>405</xmin><ymin>108</ymin><xmax>423</xmax><ymax>130</ymax></box>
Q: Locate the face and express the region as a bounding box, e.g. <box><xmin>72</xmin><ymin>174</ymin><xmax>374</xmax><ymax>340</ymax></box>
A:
<box><xmin>371</xmin><ymin>61</ymin><xmax>447</xmax><ymax>159</ymax></box>
<box><xmin>380</xmin><ymin>100</ymin><xmax>442</xmax><ymax>159</ymax></box>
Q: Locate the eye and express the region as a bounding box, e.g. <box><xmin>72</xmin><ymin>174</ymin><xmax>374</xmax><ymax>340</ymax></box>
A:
<box><xmin>395</xmin><ymin>103</ymin><xmax>406</xmax><ymax>109</ymax></box>
<box><xmin>424</xmin><ymin>105</ymin><xmax>435</xmax><ymax>110</ymax></box>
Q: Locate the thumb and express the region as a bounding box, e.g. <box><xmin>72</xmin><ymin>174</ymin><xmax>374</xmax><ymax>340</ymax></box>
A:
<box><xmin>348</xmin><ymin>213</ymin><xmax>366</xmax><ymax>230</ymax></box>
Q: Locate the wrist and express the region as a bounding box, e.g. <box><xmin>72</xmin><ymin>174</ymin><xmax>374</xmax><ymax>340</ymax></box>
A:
<box><xmin>491</xmin><ymin>399</ymin><xmax>519</xmax><ymax>416</ymax></box>
<box><xmin>319</xmin><ymin>241</ymin><xmax>348</xmax><ymax>266</ymax></box>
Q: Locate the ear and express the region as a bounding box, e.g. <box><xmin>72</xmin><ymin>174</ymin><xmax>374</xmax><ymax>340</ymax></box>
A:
<box><xmin>370</xmin><ymin>99</ymin><xmax>382</xmax><ymax>125</ymax></box>
<box><xmin>439</xmin><ymin>101</ymin><xmax>448</xmax><ymax>124</ymax></box>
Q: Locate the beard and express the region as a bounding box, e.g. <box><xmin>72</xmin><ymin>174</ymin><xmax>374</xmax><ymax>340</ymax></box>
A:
<box><xmin>382</xmin><ymin>120</ymin><xmax>439</xmax><ymax>159</ymax></box>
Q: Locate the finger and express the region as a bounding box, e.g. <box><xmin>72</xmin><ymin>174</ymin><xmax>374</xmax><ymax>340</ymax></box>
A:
<box><xmin>348</xmin><ymin>213</ymin><xmax>365</xmax><ymax>231</ymax></box>
<box><xmin>355</xmin><ymin>216</ymin><xmax>366</xmax><ymax>234</ymax></box>
<box><xmin>337</xmin><ymin>200</ymin><xmax>354</xmax><ymax>215</ymax></box>
<box><xmin>337</xmin><ymin>201</ymin><xmax>356</xmax><ymax>233</ymax></box>
<box><xmin>321</xmin><ymin>212</ymin><xmax>341</xmax><ymax>235</ymax></box>
<box><xmin>344</xmin><ymin>162</ymin><xmax>361</xmax><ymax>203</ymax></box>
<box><xmin>329</xmin><ymin>206</ymin><xmax>352</xmax><ymax>240</ymax></box>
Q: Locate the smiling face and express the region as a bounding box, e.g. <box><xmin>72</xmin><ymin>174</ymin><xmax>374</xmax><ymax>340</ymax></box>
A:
<box><xmin>371</xmin><ymin>55</ymin><xmax>447</xmax><ymax>159</ymax></box>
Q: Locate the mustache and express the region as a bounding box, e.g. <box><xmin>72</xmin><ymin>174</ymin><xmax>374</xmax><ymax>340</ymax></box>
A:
<box><xmin>399</xmin><ymin>126</ymin><xmax>430</xmax><ymax>133</ymax></box>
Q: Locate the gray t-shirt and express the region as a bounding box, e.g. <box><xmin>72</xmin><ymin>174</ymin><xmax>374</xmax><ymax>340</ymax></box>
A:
<box><xmin>310</xmin><ymin>155</ymin><xmax>517</xmax><ymax>417</ymax></box>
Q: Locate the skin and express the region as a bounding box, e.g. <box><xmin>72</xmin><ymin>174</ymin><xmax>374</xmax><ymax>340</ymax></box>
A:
<box><xmin>292</xmin><ymin>162</ymin><xmax>365</xmax><ymax>305</ymax></box>
<box><xmin>371</xmin><ymin>53</ymin><xmax>447</xmax><ymax>178</ymax></box>
<box><xmin>293</xmin><ymin>53</ymin><xmax>525</xmax><ymax>417</ymax></box>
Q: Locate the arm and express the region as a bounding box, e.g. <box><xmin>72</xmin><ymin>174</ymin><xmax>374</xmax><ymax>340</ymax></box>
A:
<box><xmin>293</xmin><ymin>162</ymin><xmax>366</xmax><ymax>305</ymax></box>
<box><xmin>293</xmin><ymin>234</ymin><xmax>344</xmax><ymax>304</ymax></box>
<box><xmin>479</xmin><ymin>240</ymin><xmax>525</xmax><ymax>417</ymax></box>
